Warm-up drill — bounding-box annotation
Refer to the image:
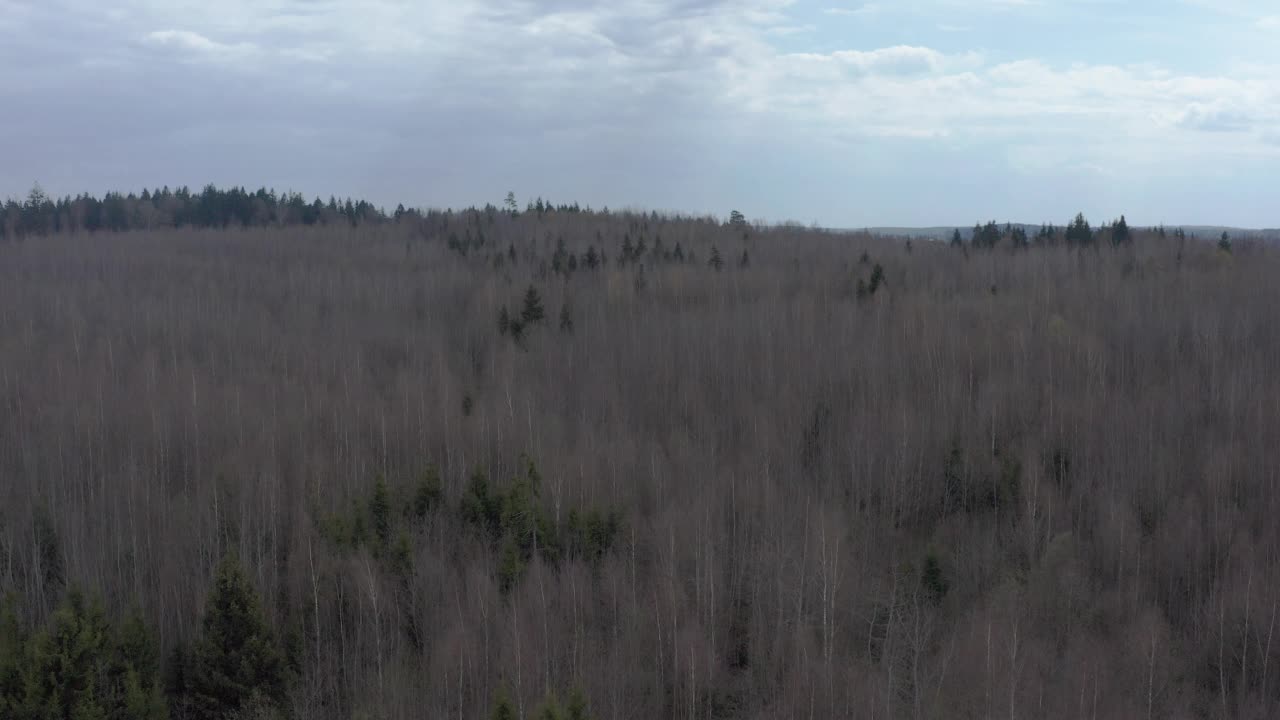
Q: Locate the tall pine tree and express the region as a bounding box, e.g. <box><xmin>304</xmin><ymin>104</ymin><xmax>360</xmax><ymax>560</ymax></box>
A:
<box><xmin>188</xmin><ymin>554</ymin><xmax>288</xmax><ymax>720</ymax></box>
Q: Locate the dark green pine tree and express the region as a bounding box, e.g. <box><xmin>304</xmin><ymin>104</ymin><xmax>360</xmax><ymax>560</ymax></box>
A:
<box><xmin>491</xmin><ymin>685</ymin><xmax>517</xmax><ymax>720</ymax></box>
<box><xmin>19</xmin><ymin>590</ymin><xmax>115</xmax><ymax>720</ymax></box>
<box><xmin>498</xmin><ymin>306</ymin><xmax>511</xmax><ymax>336</ymax></box>
<box><xmin>869</xmin><ymin>264</ymin><xmax>885</xmax><ymax>294</ymax></box>
<box><xmin>115</xmin><ymin>606</ymin><xmax>168</xmax><ymax>720</ymax></box>
<box><xmin>536</xmin><ymin>691</ymin><xmax>565</xmax><ymax>720</ymax></box>
<box><xmin>370</xmin><ymin>475</ymin><xmax>392</xmax><ymax>553</ymax></box>
<box><xmin>709</xmin><ymin>245</ymin><xmax>723</xmax><ymax>271</ymax></box>
<box><xmin>0</xmin><ymin>595</ymin><xmax>22</xmax><ymax>716</ymax></box>
<box><xmin>950</xmin><ymin>228</ymin><xmax>963</xmax><ymax>247</ymax></box>
<box><xmin>1112</xmin><ymin>214</ymin><xmax>1130</xmax><ymax>245</ymax></box>
<box><xmin>521</xmin><ymin>285</ymin><xmax>546</xmax><ymax>325</ymax></box>
<box><xmin>559</xmin><ymin>302</ymin><xmax>574</xmax><ymax>334</ymax></box>
<box><xmin>188</xmin><ymin>554</ymin><xmax>288</xmax><ymax>720</ymax></box>
<box><xmin>566</xmin><ymin>687</ymin><xmax>591</xmax><ymax>720</ymax></box>
<box><xmin>1066</xmin><ymin>212</ymin><xmax>1092</xmax><ymax>246</ymax></box>
<box><xmin>410</xmin><ymin>464</ymin><xmax>443</xmax><ymax>521</ymax></box>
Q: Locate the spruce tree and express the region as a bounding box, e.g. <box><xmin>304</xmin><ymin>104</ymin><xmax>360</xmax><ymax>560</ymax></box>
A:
<box><xmin>566</xmin><ymin>687</ymin><xmax>590</xmax><ymax>720</ymax></box>
<box><xmin>536</xmin><ymin>692</ymin><xmax>565</xmax><ymax>720</ymax></box>
<box><xmin>498</xmin><ymin>306</ymin><xmax>511</xmax><ymax>336</ymax></box>
<box><xmin>1112</xmin><ymin>215</ymin><xmax>1130</xmax><ymax>245</ymax></box>
<box><xmin>0</xmin><ymin>595</ymin><xmax>22</xmax><ymax>715</ymax></box>
<box><xmin>559</xmin><ymin>303</ymin><xmax>574</xmax><ymax>334</ymax></box>
<box><xmin>491</xmin><ymin>686</ymin><xmax>517</xmax><ymax>720</ymax></box>
<box><xmin>521</xmin><ymin>285</ymin><xmax>545</xmax><ymax>325</ymax></box>
<box><xmin>410</xmin><ymin>464</ymin><xmax>442</xmax><ymax>521</ymax></box>
<box><xmin>709</xmin><ymin>245</ymin><xmax>723</xmax><ymax>271</ymax></box>
<box><xmin>370</xmin><ymin>475</ymin><xmax>392</xmax><ymax>553</ymax></box>
<box><xmin>188</xmin><ymin>554</ymin><xmax>287</xmax><ymax>720</ymax></box>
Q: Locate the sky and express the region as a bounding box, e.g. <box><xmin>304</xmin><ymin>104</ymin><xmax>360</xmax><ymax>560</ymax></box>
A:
<box><xmin>1</xmin><ymin>0</ymin><xmax>1278</xmax><ymax>227</ymax></box>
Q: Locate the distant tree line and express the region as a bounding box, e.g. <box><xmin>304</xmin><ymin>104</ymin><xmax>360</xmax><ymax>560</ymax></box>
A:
<box><xmin>955</xmin><ymin>213</ymin><xmax>1150</xmax><ymax>250</ymax></box>
<box><xmin>0</xmin><ymin>184</ymin><xmax>396</xmax><ymax>238</ymax></box>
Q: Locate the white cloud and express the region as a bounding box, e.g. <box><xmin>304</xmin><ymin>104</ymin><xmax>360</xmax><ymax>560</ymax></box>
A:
<box><xmin>824</xmin><ymin>4</ymin><xmax>880</xmax><ymax>16</ymax></box>
<box><xmin>144</xmin><ymin>29</ymin><xmax>258</xmax><ymax>63</ymax></box>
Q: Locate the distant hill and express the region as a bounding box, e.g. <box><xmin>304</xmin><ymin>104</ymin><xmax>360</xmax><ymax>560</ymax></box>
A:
<box><xmin>858</xmin><ymin>224</ymin><xmax>1280</xmax><ymax>241</ymax></box>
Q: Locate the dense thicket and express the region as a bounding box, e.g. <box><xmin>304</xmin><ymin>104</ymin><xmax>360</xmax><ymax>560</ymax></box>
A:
<box><xmin>1</xmin><ymin>204</ymin><xmax>1277</xmax><ymax>719</ymax></box>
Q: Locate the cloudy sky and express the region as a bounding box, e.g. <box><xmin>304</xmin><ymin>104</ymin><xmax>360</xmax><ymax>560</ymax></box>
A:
<box><xmin>2</xmin><ymin>0</ymin><xmax>1277</xmax><ymax>227</ymax></box>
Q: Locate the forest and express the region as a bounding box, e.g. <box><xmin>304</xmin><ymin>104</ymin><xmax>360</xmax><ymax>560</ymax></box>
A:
<box><xmin>0</xmin><ymin>195</ymin><xmax>1277</xmax><ymax>719</ymax></box>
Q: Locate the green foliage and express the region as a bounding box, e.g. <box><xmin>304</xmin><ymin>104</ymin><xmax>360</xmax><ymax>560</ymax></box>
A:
<box><xmin>461</xmin><ymin>468</ymin><xmax>502</xmax><ymax>543</ymax></box>
<box><xmin>0</xmin><ymin>590</ymin><xmax>166</xmax><ymax>720</ymax></box>
<box><xmin>971</xmin><ymin>220</ymin><xmax>1004</xmax><ymax>249</ymax></box>
<box><xmin>498</xmin><ymin>306</ymin><xmax>511</xmax><ymax>336</ymax></box>
<box><xmin>370</xmin><ymin>475</ymin><xmax>392</xmax><ymax>553</ymax></box>
<box><xmin>521</xmin><ymin>285</ymin><xmax>546</xmax><ymax>325</ymax></box>
<box><xmin>188</xmin><ymin>554</ymin><xmax>287</xmax><ymax>720</ymax></box>
<box><xmin>536</xmin><ymin>692</ymin><xmax>564</xmax><ymax>720</ymax></box>
<box><xmin>950</xmin><ymin>228</ymin><xmax>963</xmax><ymax>247</ymax></box>
<box><xmin>1111</xmin><ymin>215</ymin><xmax>1131</xmax><ymax>245</ymax></box>
<box><xmin>566</xmin><ymin>687</ymin><xmax>590</xmax><ymax>720</ymax></box>
<box><xmin>491</xmin><ymin>686</ymin><xmax>517</xmax><ymax>720</ymax></box>
<box><xmin>0</xmin><ymin>595</ymin><xmax>23</xmax><ymax>716</ymax></box>
<box><xmin>709</xmin><ymin>245</ymin><xmax>723</xmax><ymax>271</ymax></box>
<box><xmin>410</xmin><ymin>464</ymin><xmax>443</xmax><ymax>521</ymax></box>
<box><xmin>565</xmin><ymin>508</ymin><xmax>621</xmax><ymax>565</ymax></box>
<box><xmin>460</xmin><ymin>458</ymin><xmax>621</xmax><ymax>592</ymax></box>
<box><xmin>920</xmin><ymin>551</ymin><xmax>948</xmax><ymax>604</ymax></box>
<box><xmin>559</xmin><ymin>302</ymin><xmax>574</xmax><ymax>334</ymax></box>
<box><xmin>33</xmin><ymin>506</ymin><xmax>64</xmax><ymax>594</ymax></box>
<box><xmin>868</xmin><ymin>264</ymin><xmax>885</xmax><ymax>294</ymax></box>
<box><xmin>1218</xmin><ymin>231</ymin><xmax>1232</xmax><ymax>254</ymax></box>
<box><xmin>389</xmin><ymin>531</ymin><xmax>414</xmax><ymax>582</ymax></box>
<box><xmin>1066</xmin><ymin>212</ymin><xmax>1093</xmax><ymax>246</ymax></box>
<box><xmin>729</xmin><ymin>210</ymin><xmax>746</xmax><ymax>227</ymax></box>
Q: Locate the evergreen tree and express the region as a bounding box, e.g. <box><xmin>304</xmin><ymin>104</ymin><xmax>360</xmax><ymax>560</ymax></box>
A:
<box><xmin>566</xmin><ymin>687</ymin><xmax>590</xmax><ymax>720</ymax></box>
<box><xmin>0</xmin><ymin>595</ymin><xmax>23</xmax><ymax>715</ymax></box>
<box><xmin>709</xmin><ymin>245</ymin><xmax>723</xmax><ymax>271</ymax></box>
<box><xmin>951</xmin><ymin>228</ymin><xmax>963</xmax><ymax>247</ymax></box>
<box><xmin>188</xmin><ymin>554</ymin><xmax>287</xmax><ymax>720</ymax></box>
<box><xmin>491</xmin><ymin>686</ymin><xmax>517</xmax><ymax>720</ymax></box>
<box><xmin>1219</xmin><ymin>231</ymin><xmax>1232</xmax><ymax>253</ymax></box>
<box><xmin>370</xmin><ymin>475</ymin><xmax>392</xmax><ymax>552</ymax></box>
<box><xmin>1112</xmin><ymin>215</ymin><xmax>1130</xmax><ymax>245</ymax></box>
<box><xmin>1009</xmin><ymin>225</ymin><xmax>1029</xmax><ymax>250</ymax></box>
<box><xmin>1066</xmin><ymin>212</ymin><xmax>1093</xmax><ymax>246</ymax></box>
<box><xmin>620</xmin><ymin>234</ymin><xmax>634</xmax><ymax>265</ymax></box>
<box><xmin>869</xmin><ymin>264</ymin><xmax>885</xmax><ymax>294</ymax></box>
<box><xmin>559</xmin><ymin>302</ymin><xmax>574</xmax><ymax>334</ymax></box>
<box><xmin>21</xmin><ymin>590</ymin><xmax>112</xmax><ymax>720</ymax></box>
<box><xmin>536</xmin><ymin>692</ymin><xmax>564</xmax><ymax>720</ymax></box>
<box><xmin>521</xmin><ymin>286</ymin><xmax>546</xmax><ymax>325</ymax></box>
<box><xmin>498</xmin><ymin>306</ymin><xmax>511</xmax><ymax>336</ymax></box>
<box><xmin>410</xmin><ymin>464</ymin><xmax>443</xmax><ymax>521</ymax></box>
<box><xmin>921</xmin><ymin>551</ymin><xmax>948</xmax><ymax>604</ymax></box>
